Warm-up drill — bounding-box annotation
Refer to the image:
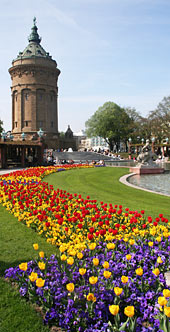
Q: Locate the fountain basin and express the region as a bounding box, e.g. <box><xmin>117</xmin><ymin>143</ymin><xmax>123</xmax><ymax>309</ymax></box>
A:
<box><xmin>130</xmin><ymin>166</ymin><xmax>164</xmax><ymax>174</ymax></box>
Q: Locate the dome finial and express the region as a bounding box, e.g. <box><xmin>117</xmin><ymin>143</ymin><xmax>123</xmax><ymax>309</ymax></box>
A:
<box><xmin>33</xmin><ymin>17</ymin><xmax>37</xmax><ymax>26</ymax></box>
<box><xmin>28</xmin><ymin>17</ymin><xmax>41</xmax><ymax>44</ymax></box>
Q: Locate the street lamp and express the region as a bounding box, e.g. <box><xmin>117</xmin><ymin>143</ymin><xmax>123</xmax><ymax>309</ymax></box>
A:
<box><xmin>1</xmin><ymin>131</ymin><xmax>7</xmax><ymax>141</ymax></box>
<box><xmin>21</xmin><ymin>132</ymin><xmax>26</xmax><ymax>141</ymax></box>
<box><xmin>166</xmin><ymin>137</ymin><xmax>169</xmax><ymax>144</ymax></box>
<box><xmin>151</xmin><ymin>137</ymin><xmax>155</xmax><ymax>153</ymax></box>
<box><xmin>9</xmin><ymin>133</ymin><xmax>14</xmax><ymax>141</ymax></box>
<box><xmin>37</xmin><ymin>128</ymin><xmax>44</xmax><ymax>138</ymax></box>
<box><xmin>141</xmin><ymin>138</ymin><xmax>144</xmax><ymax>144</ymax></box>
<box><xmin>128</xmin><ymin>138</ymin><xmax>132</xmax><ymax>158</ymax></box>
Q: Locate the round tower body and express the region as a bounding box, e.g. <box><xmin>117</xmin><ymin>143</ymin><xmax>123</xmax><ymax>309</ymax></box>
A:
<box><xmin>9</xmin><ymin>19</ymin><xmax>60</xmax><ymax>143</ymax></box>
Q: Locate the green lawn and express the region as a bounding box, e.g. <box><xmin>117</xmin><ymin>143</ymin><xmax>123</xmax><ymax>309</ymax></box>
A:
<box><xmin>45</xmin><ymin>167</ymin><xmax>170</xmax><ymax>219</ymax></box>
<box><xmin>0</xmin><ymin>166</ymin><xmax>169</xmax><ymax>332</ymax></box>
<box><xmin>0</xmin><ymin>205</ymin><xmax>55</xmax><ymax>332</ymax></box>
<box><xmin>0</xmin><ymin>278</ymin><xmax>50</xmax><ymax>332</ymax></box>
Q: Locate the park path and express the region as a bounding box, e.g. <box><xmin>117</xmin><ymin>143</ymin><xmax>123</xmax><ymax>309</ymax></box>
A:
<box><xmin>0</xmin><ymin>168</ymin><xmax>23</xmax><ymax>175</ymax></box>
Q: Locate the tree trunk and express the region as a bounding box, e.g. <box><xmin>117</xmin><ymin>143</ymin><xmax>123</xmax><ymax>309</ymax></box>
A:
<box><xmin>108</xmin><ymin>140</ymin><xmax>113</xmax><ymax>151</ymax></box>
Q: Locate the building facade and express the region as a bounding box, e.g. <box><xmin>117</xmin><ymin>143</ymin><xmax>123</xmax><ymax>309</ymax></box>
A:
<box><xmin>80</xmin><ymin>136</ymin><xmax>109</xmax><ymax>151</ymax></box>
<box><xmin>9</xmin><ymin>18</ymin><xmax>60</xmax><ymax>148</ymax></box>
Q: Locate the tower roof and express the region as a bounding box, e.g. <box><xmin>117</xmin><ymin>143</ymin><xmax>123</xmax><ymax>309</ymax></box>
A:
<box><xmin>15</xmin><ymin>18</ymin><xmax>53</xmax><ymax>61</ymax></box>
<box><xmin>28</xmin><ymin>17</ymin><xmax>41</xmax><ymax>44</ymax></box>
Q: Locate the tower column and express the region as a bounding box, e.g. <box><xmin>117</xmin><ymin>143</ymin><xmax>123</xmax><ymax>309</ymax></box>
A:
<box><xmin>31</xmin><ymin>89</ymin><xmax>37</xmax><ymax>131</ymax></box>
<box><xmin>9</xmin><ymin>18</ymin><xmax>60</xmax><ymax>146</ymax></box>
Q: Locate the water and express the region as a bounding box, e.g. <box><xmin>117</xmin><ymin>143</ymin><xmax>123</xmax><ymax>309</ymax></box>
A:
<box><xmin>105</xmin><ymin>160</ymin><xmax>136</xmax><ymax>167</ymax></box>
<box><xmin>128</xmin><ymin>172</ymin><xmax>170</xmax><ymax>196</ymax></box>
<box><xmin>106</xmin><ymin>160</ymin><xmax>170</xmax><ymax>170</ymax></box>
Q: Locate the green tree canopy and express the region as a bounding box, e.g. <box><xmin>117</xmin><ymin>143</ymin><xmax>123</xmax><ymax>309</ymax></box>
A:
<box><xmin>85</xmin><ymin>102</ymin><xmax>133</xmax><ymax>151</ymax></box>
<box><xmin>0</xmin><ymin>119</ymin><xmax>3</xmax><ymax>134</ymax></box>
<box><xmin>148</xmin><ymin>96</ymin><xmax>170</xmax><ymax>143</ymax></box>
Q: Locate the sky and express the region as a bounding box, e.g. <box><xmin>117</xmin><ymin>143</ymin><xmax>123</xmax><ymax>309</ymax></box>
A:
<box><xmin>1</xmin><ymin>0</ymin><xmax>170</xmax><ymax>133</ymax></box>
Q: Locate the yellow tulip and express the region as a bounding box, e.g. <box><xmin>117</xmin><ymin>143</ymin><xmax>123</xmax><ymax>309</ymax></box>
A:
<box><xmin>129</xmin><ymin>239</ymin><xmax>135</xmax><ymax>245</ymax></box>
<box><xmin>79</xmin><ymin>268</ymin><xmax>87</xmax><ymax>276</ymax></box>
<box><xmin>114</xmin><ymin>287</ymin><xmax>123</xmax><ymax>296</ymax></box>
<box><xmin>103</xmin><ymin>261</ymin><xmax>109</xmax><ymax>269</ymax></box>
<box><xmin>19</xmin><ymin>262</ymin><xmax>28</xmax><ymax>271</ymax></box>
<box><xmin>124</xmin><ymin>237</ymin><xmax>129</xmax><ymax>242</ymax></box>
<box><xmin>38</xmin><ymin>262</ymin><xmax>46</xmax><ymax>270</ymax></box>
<box><xmin>136</xmin><ymin>267</ymin><xmax>143</xmax><ymax>276</ymax></box>
<box><xmin>163</xmin><ymin>232</ymin><xmax>169</xmax><ymax>238</ymax></box>
<box><xmin>107</xmin><ymin>243</ymin><xmax>115</xmax><ymax>250</ymax></box>
<box><xmin>66</xmin><ymin>283</ymin><xmax>74</xmax><ymax>292</ymax></box>
<box><xmin>163</xmin><ymin>289</ymin><xmax>170</xmax><ymax>298</ymax></box>
<box><xmin>89</xmin><ymin>243</ymin><xmax>96</xmax><ymax>250</ymax></box>
<box><xmin>33</xmin><ymin>243</ymin><xmax>39</xmax><ymax>250</ymax></box>
<box><xmin>77</xmin><ymin>252</ymin><xmax>83</xmax><ymax>259</ymax></box>
<box><xmin>61</xmin><ymin>254</ymin><xmax>67</xmax><ymax>261</ymax></box>
<box><xmin>69</xmin><ymin>250</ymin><xmax>76</xmax><ymax>256</ymax></box>
<box><xmin>39</xmin><ymin>251</ymin><xmax>44</xmax><ymax>259</ymax></box>
<box><xmin>126</xmin><ymin>254</ymin><xmax>132</xmax><ymax>261</ymax></box>
<box><xmin>29</xmin><ymin>272</ymin><xmax>38</xmax><ymax>282</ymax></box>
<box><xmin>103</xmin><ymin>271</ymin><xmax>112</xmax><ymax>279</ymax></box>
<box><xmin>164</xmin><ymin>306</ymin><xmax>170</xmax><ymax>317</ymax></box>
<box><xmin>36</xmin><ymin>278</ymin><xmax>45</xmax><ymax>288</ymax></box>
<box><xmin>158</xmin><ymin>296</ymin><xmax>168</xmax><ymax>306</ymax></box>
<box><xmin>157</xmin><ymin>257</ymin><xmax>163</xmax><ymax>264</ymax></box>
<box><xmin>67</xmin><ymin>257</ymin><xmax>74</xmax><ymax>265</ymax></box>
<box><xmin>124</xmin><ymin>306</ymin><xmax>135</xmax><ymax>317</ymax></box>
<box><xmin>59</xmin><ymin>245</ymin><xmax>66</xmax><ymax>253</ymax></box>
<box><xmin>93</xmin><ymin>258</ymin><xmax>99</xmax><ymax>266</ymax></box>
<box><xmin>121</xmin><ymin>276</ymin><xmax>129</xmax><ymax>284</ymax></box>
<box><xmin>89</xmin><ymin>276</ymin><xmax>98</xmax><ymax>284</ymax></box>
<box><xmin>109</xmin><ymin>305</ymin><xmax>119</xmax><ymax>315</ymax></box>
<box><xmin>87</xmin><ymin>293</ymin><xmax>96</xmax><ymax>302</ymax></box>
<box><xmin>152</xmin><ymin>268</ymin><xmax>160</xmax><ymax>276</ymax></box>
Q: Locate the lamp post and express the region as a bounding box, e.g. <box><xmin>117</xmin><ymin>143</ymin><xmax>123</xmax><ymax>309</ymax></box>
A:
<box><xmin>151</xmin><ymin>137</ymin><xmax>155</xmax><ymax>153</ymax></box>
<box><xmin>37</xmin><ymin>128</ymin><xmax>44</xmax><ymax>165</ymax></box>
<box><xmin>128</xmin><ymin>138</ymin><xmax>132</xmax><ymax>159</ymax></box>
<box><xmin>37</xmin><ymin>128</ymin><xmax>44</xmax><ymax>142</ymax></box>
<box><xmin>21</xmin><ymin>132</ymin><xmax>26</xmax><ymax>141</ymax></box>
<box><xmin>165</xmin><ymin>138</ymin><xmax>169</xmax><ymax>157</ymax></box>
<box><xmin>9</xmin><ymin>133</ymin><xmax>14</xmax><ymax>141</ymax></box>
<box><xmin>1</xmin><ymin>131</ymin><xmax>7</xmax><ymax>141</ymax></box>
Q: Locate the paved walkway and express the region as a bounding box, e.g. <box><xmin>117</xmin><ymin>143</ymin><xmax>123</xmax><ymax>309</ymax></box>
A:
<box><xmin>53</xmin><ymin>151</ymin><xmax>115</xmax><ymax>162</ymax></box>
<box><xmin>0</xmin><ymin>168</ymin><xmax>23</xmax><ymax>175</ymax></box>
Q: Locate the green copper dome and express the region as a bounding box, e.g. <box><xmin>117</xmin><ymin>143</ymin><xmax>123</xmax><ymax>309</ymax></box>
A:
<box><xmin>16</xmin><ymin>18</ymin><xmax>53</xmax><ymax>60</ymax></box>
<box><xmin>28</xmin><ymin>17</ymin><xmax>41</xmax><ymax>43</ymax></box>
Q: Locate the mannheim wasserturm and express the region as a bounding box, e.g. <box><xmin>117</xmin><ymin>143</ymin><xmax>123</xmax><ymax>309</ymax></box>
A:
<box><xmin>9</xmin><ymin>17</ymin><xmax>60</xmax><ymax>146</ymax></box>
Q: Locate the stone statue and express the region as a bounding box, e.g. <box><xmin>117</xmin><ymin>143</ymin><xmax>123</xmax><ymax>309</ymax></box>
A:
<box><xmin>137</xmin><ymin>139</ymin><xmax>157</xmax><ymax>166</ymax></box>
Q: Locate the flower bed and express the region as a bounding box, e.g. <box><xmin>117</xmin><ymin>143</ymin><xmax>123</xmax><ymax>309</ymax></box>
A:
<box><xmin>1</xmin><ymin>166</ymin><xmax>170</xmax><ymax>331</ymax></box>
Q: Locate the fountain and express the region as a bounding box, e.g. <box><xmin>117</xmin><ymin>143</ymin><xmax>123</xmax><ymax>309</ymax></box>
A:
<box><xmin>130</xmin><ymin>139</ymin><xmax>164</xmax><ymax>174</ymax></box>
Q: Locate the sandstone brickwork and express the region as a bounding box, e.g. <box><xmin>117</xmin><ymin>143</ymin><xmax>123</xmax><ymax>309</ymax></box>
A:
<box><xmin>9</xmin><ymin>18</ymin><xmax>60</xmax><ymax>147</ymax></box>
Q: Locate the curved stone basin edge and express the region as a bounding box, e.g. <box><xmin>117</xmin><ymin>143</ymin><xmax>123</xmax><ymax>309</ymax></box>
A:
<box><xmin>119</xmin><ymin>172</ymin><xmax>170</xmax><ymax>197</ymax></box>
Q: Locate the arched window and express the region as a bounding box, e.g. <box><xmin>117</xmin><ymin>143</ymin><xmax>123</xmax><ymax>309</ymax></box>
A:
<box><xmin>50</xmin><ymin>90</ymin><xmax>55</xmax><ymax>102</ymax></box>
<box><xmin>37</xmin><ymin>89</ymin><xmax>45</xmax><ymax>101</ymax></box>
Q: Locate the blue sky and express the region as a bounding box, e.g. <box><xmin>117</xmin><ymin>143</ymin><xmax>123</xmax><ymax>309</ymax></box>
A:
<box><xmin>1</xmin><ymin>0</ymin><xmax>170</xmax><ymax>133</ymax></box>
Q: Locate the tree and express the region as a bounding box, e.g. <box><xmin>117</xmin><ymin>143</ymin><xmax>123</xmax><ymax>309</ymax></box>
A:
<box><xmin>85</xmin><ymin>102</ymin><xmax>133</xmax><ymax>151</ymax></box>
<box><xmin>0</xmin><ymin>119</ymin><xmax>3</xmax><ymax>134</ymax></box>
<box><xmin>59</xmin><ymin>131</ymin><xmax>65</xmax><ymax>138</ymax></box>
<box><xmin>148</xmin><ymin>96</ymin><xmax>170</xmax><ymax>142</ymax></box>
